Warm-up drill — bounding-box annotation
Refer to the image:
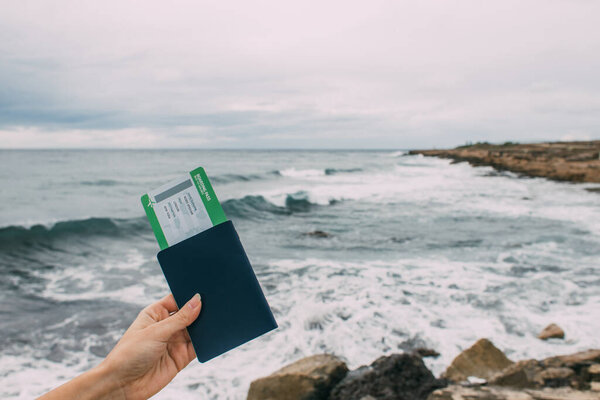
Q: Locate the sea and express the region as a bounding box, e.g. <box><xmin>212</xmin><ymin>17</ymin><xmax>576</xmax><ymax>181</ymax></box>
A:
<box><xmin>0</xmin><ymin>149</ymin><xmax>599</xmax><ymax>399</ymax></box>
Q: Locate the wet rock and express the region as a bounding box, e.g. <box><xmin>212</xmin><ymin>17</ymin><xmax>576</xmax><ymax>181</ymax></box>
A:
<box><xmin>443</xmin><ymin>339</ymin><xmax>514</xmax><ymax>382</ymax></box>
<box><xmin>538</xmin><ymin>323</ymin><xmax>565</xmax><ymax>340</ymax></box>
<box><xmin>427</xmin><ymin>385</ymin><xmax>600</xmax><ymax>400</ymax></box>
<box><xmin>247</xmin><ymin>354</ymin><xmax>348</xmax><ymax>400</ymax></box>
<box><xmin>303</xmin><ymin>230</ymin><xmax>332</xmax><ymax>238</ymax></box>
<box><xmin>329</xmin><ymin>353</ymin><xmax>446</xmax><ymax>400</ymax></box>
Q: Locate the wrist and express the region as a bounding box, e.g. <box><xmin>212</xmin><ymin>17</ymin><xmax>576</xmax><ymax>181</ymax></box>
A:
<box><xmin>38</xmin><ymin>360</ymin><xmax>127</xmax><ymax>400</ymax></box>
<box><xmin>85</xmin><ymin>361</ymin><xmax>127</xmax><ymax>400</ymax></box>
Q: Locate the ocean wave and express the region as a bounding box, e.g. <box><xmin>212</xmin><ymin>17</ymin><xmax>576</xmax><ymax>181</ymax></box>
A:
<box><xmin>276</xmin><ymin>167</ymin><xmax>363</xmax><ymax>178</ymax></box>
<box><xmin>0</xmin><ymin>217</ymin><xmax>148</xmax><ymax>248</ymax></box>
<box><xmin>223</xmin><ymin>192</ymin><xmax>322</xmax><ymax>219</ymax></box>
<box><xmin>211</xmin><ymin>172</ymin><xmax>279</xmax><ymax>184</ymax></box>
<box><xmin>324</xmin><ymin>167</ymin><xmax>363</xmax><ymax>175</ymax></box>
<box><xmin>80</xmin><ymin>179</ymin><xmax>121</xmax><ymax>186</ymax></box>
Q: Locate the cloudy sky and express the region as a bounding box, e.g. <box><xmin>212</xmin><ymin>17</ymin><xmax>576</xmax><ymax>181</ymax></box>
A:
<box><xmin>1</xmin><ymin>0</ymin><xmax>599</xmax><ymax>149</ymax></box>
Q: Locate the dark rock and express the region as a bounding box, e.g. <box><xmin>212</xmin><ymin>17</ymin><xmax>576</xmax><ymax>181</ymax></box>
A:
<box><xmin>329</xmin><ymin>353</ymin><xmax>446</xmax><ymax>400</ymax></box>
<box><xmin>442</xmin><ymin>338</ymin><xmax>514</xmax><ymax>382</ymax></box>
<box><xmin>247</xmin><ymin>354</ymin><xmax>348</xmax><ymax>400</ymax></box>
<box><xmin>303</xmin><ymin>230</ymin><xmax>332</xmax><ymax>238</ymax></box>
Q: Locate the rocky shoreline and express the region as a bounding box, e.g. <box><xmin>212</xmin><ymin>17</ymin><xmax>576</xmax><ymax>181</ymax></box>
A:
<box><xmin>247</xmin><ymin>337</ymin><xmax>600</xmax><ymax>400</ymax></box>
<box><xmin>408</xmin><ymin>141</ymin><xmax>600</xmax><ymax>183</ymax></box>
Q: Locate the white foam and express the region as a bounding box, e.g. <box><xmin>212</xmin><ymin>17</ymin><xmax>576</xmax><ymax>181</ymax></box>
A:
<box><xmin>388</xmin><ymin>150</ymin><xmax>407</xmax><ymax>157</ymax></box>
<box><xmin>34</xmin><ymin>249</ymin><xmax>155</xmax><ymax>305</ymax></box>
<box><xmin>278</xmin><ymin>168</ymin><xmax>326</xmax><ymax>178</ymax></box>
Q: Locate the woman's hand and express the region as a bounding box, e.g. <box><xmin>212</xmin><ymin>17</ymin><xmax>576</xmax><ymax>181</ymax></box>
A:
<box><xmin>39</xmin><ymin>293</ymin><xmax>202</xmax><ymax>400</ymax></box>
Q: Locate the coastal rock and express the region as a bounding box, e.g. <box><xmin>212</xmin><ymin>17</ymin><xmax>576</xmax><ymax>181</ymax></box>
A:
<box><xmin>247</xmin><ymin>354</ymin><xmax>348</xmax><ymax>400</ymax></box>
<box><xmin>537</xmin><ymin>324</ymin><xmax>565</xmax><ymax>340</ymax></box>
<box><xmin>443</xmin><ymin>339</ymin><xmax>514</xmax><ymax>382</ymax></box>
<box><xmin>409</xmin><ymin>141</ymin><xmax>600</xmax><ymax>183</ymax></box>
<box><xmin>538</xmin><ymin>367</ymin><xmax>575</xmax><ymax>388</ymax></box>
<box><xmin>427</xmin><ymin>385</ymin><xmax>600</xmax><ymax>400</ymax></box>
<box><xmin>590</xmin><ymin>364</ymin><xmax>600</xmax><ymax>391</ymax></box>
<box><xmin>329</xmin><ymin>353</ymin><xmax>446</xmax><ymax>400</ymax></box>
<box><xmin>489</xmin><ymin>349</ymin><xmax>600</xmax><ymax>390</ymax></box>
<box><xmin>489</xmin><ymin>359</ymin><xmax>543</xmax><ymax>388</ymax></box>
<box><xmin>589</xmin><ymin>364</ymin><xmax>600</xmax><ymax>380</ymax></box>
<box><xmin>541</xmin><ymin>349</ymin><xmax>600</xmax><ymax>368</ymax></box>
<box><xmin>303</xmin><ymin>230</ymin><xmax>332</xmax><ymax>238</ymax></box>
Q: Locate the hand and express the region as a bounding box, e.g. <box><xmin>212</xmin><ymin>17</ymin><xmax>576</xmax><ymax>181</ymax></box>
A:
<box><xmin>103</xmin><ymin>293</ymin><xmax>202</xmax><ymax>399</ymax></box>
<box><xmin>39</xmin><ymin>293</ymin><xmax>202</xmax><ymax>400</ymax></box>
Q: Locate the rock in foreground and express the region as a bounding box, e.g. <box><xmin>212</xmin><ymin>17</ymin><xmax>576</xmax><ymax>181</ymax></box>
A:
<box><xmin>247</xmin><ymin>354</ymin><xmax>348</xmax><ymax>400</ymax></box>
<box><xmin>443</xmin><ymin>338</ymin><xmax>514</xmax><ymax>382</ymax></box>
<box><xmin>329</xmin><ymin>353</ymin><xmax>446</xmax><ymax>400</ymax></box>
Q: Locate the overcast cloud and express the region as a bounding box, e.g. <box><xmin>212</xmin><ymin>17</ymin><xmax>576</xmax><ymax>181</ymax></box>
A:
<box><xmin>1</xmin><ymin>0</ymin><xmax>599</xmax><ymax>148</ymax></box>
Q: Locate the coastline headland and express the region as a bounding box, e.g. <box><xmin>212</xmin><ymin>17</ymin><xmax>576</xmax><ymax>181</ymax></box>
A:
<box><xmin>409</xmin><ymin>141</ymin><xmax>600</xmax><ymax>183</ymax></box>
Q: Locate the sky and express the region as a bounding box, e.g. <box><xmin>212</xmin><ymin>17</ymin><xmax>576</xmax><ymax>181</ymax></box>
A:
<box><xmin>1</xmin><ymin>0</ymin><xmax>599</xmax><ymax>149</ymax></box>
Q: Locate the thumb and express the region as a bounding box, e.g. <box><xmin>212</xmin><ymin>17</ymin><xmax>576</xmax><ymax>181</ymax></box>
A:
<box><xmin>152</xmin><ymin>293</ymin><xmax>202</xmax><ymax>341</ymax></box>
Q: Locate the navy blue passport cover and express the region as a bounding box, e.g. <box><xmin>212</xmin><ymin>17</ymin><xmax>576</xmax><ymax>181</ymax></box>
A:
<box><xmin>157</xmin><ymin>220</ymin><xmax>277</xmax><ymax>362</ymax></box>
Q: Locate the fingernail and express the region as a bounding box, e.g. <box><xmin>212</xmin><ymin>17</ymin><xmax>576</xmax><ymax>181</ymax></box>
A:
<box><xmin>188</xmin><ymin>293</ymin><xmax>201</xmax><ymax>310</ymax></box>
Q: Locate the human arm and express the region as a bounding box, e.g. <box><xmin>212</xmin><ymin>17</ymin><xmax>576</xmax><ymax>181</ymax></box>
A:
<box><xmin>39</xmin><ymin>293</ymin><xmax>202</xmax><ymax>400</ymax></box>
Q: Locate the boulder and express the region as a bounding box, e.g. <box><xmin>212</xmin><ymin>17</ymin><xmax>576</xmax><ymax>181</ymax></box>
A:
<box><xmin>247</xmin><ymin>354</ymin><xmax>348</xmax><ymax>400</ymax></box>
<box><xmin>537</xmin><ymin>324</ymin><xmax>565</xmax><ymax>340</ymax></box>
<box><xmin>442</xmin><ymin>339</ymin><xmax>514</xmax><ymax>382</ymax></box>
<box><xmin>428</xmin><ymin>385</ymin><xmax>600</xmax><ymax>400</ymax></box>
<box><xmin>329</xmin><ymin>353</ymin><xmax>446</xmax><ymax>400</ymax></box>
<box><xmin>489</xmin><ymin>360</ymin><xmax>543</xmax><ymax>388</ymax></box>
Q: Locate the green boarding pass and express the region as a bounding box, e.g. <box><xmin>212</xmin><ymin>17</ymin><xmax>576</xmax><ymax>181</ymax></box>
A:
<box><xmin>141</xmin><ymin>167</ymin><xmax>227</xmax><ymax>250</ymax></box>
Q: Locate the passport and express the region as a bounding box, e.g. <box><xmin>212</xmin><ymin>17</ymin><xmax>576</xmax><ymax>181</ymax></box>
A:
<box><xmin>140</xmin><ymin>168</ymin><xmax>278</xmax><ymax>363</ymax></box>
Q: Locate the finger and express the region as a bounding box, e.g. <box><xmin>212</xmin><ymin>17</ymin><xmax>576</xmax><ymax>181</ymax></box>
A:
<box><xmin>151</xmin><ymin>293</ymin><xmax>202</xmax><ymax>341</ymax></box>
<box><xmin>156</xmin><ymin>293</ymin><xmax>179</xmax><ymax>314</ymax></box>
<box><xmin>139</xmin><ymin>294</ymin><xmax>179</xmax><ymax>324</ymax></box>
